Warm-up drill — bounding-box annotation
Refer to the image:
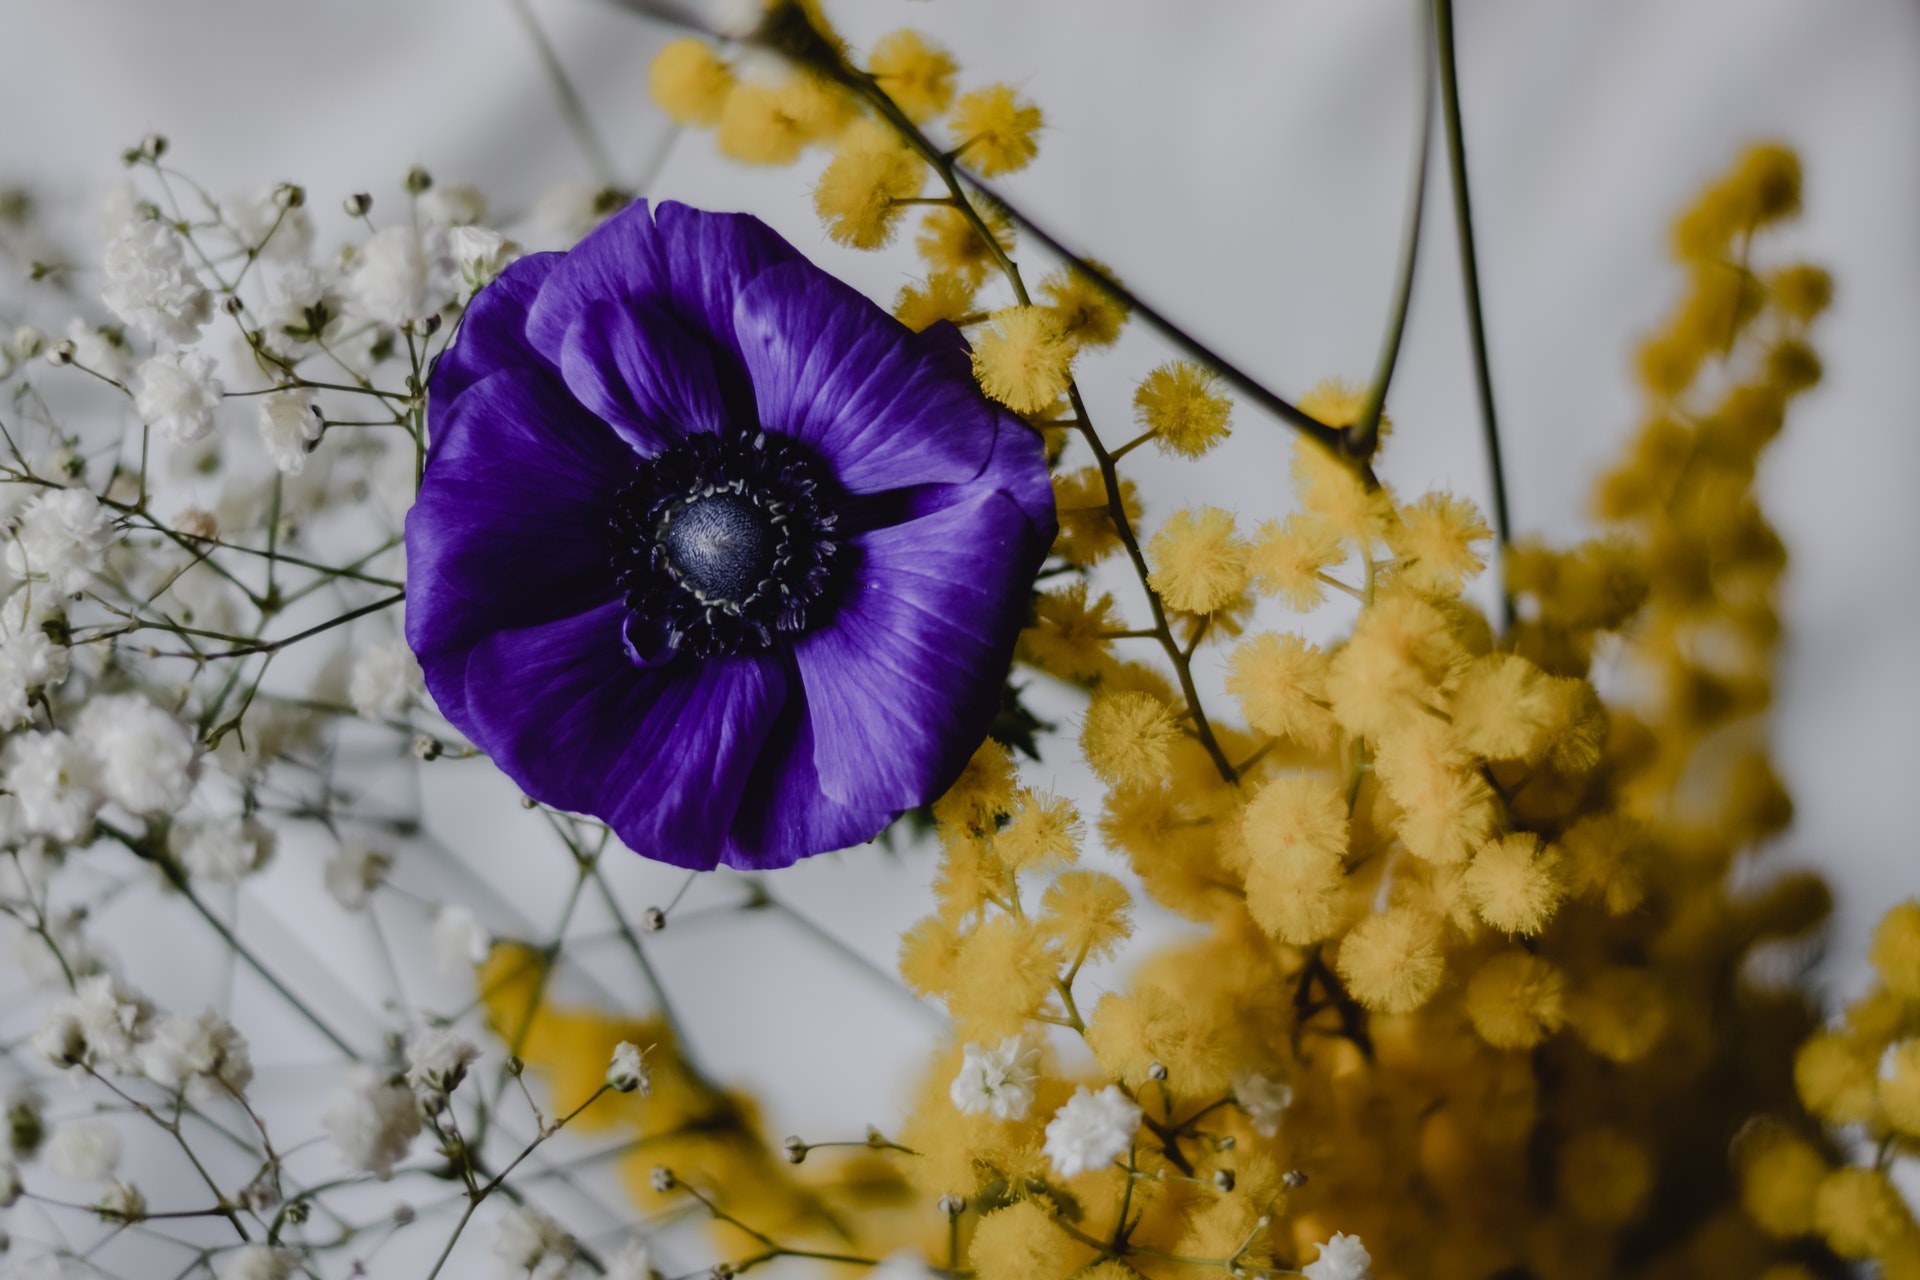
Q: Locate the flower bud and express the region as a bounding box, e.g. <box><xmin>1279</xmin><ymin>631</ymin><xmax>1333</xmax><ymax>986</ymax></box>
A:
<box><xmin>642</xmin><ymin>906</ymin><xmax>667</xmax><ymax>933</ymax></box>
<box><xmin>141</xmin><ymin>133</ymin><xmax>168</xmax><ymax>160</ymax></box>
<box><xmin>607</xmin><ymin>1041</ymin><xmax>650</xmax><ymax>1095</ymax></box>
<box><xmin>285</xmin><ymin>1199</ymin><xmax>310</xmax><ymax>1225</ymax></box>
<box><xmin>1282</xmin><ymin>1170</ymin><xmax>1308</xmax><ymax>1188</ymax></box>
<box><xmin>45</xmin><ymin>339</ymin><xmax>75</xmax><ymax>367</ymax></box>
<box><xmin>1212</xmin><ymin>1169</ymin><xmax>1236</xmax><ymax>1192</ymax></box>
<box><xmin>393</xmin><ymin>1203</ymin><xmax>416</xmax><ymax>1226</ymax></box>
<box><xmin>413</xmin><ymin>735</ymin><xmax>443</xmax><ymax>761</ymax></box>
<box><xmin>222</xmin><ymin>294</ymin><xmax>245</xmax><ymax>316</ymax></box>
<box><xmin>275</xmin><ymin>183</ymin><xmax>306</xmax><ymax>209</ymax></box>
<box><xmin>505</xmin><ymin>1056</ymin><xmax>525</xmax><ymax>1078</ymax></box>
<box><xmin>405</xmin><ymin>167</ymin><xmax>433</xmax><ymax>195</ymax></box>
<box><xmin>938</xmin><ymin>1194</ymin><xmax>965</xmax><ymax>1217</ymax></box>
<box><xmin>1148</xmin><ymin>1061</ymin><xmax>1169</xmax><ymax>1083</ymax></box>
<box><xmin>344</xmin><ymin>193</ymin><xmax>373</xmax><ymax>217</ymax></box>
<box><xmin>649</xmin><ymin>1165</ymin><xmax>674</xmax><ymax>1193</ymax></box>
<box><xmin>782</xmin><ymin>1135</ymin><xmax>806</xmax><ymax>1164</ymax></box>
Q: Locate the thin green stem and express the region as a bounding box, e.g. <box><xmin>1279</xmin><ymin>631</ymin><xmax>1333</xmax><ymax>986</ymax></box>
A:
<box><xmin>1434</xmin><ymin>0</ymin><xmax>1515</xmax><ymax>628</ymax></box>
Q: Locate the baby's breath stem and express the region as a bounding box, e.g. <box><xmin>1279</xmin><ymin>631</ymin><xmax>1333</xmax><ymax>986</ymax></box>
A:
<box><xmin>1434</xmin><ymin>0</ymin><xmax>1515</xmax><ymax>627</ymax></box>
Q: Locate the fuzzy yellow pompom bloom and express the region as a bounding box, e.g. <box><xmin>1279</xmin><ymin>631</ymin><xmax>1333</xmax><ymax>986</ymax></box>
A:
<box><xmin>1241</xmin><ymin>777</ymin><xmax>1349</xmax><ymax>944</ymax></box>
<box><xmin>933</xmin><ymin>832</ymin><xmax>1006</xmax><ymax>921</ymax></box>
<box><xmin>894</xmin><ymin>271</ymin><xmax>976</xmax><ymax>332</ymax></box>
<box><xmin>1051</xmin><ymin>466</ymin><xmax>1139</xmax><ymax>567</ymax></box>
<box><xmin>1389</xmin><ymin>492</ymin><xmax>1490</xmax><ymax>595</ymax></box>
<box><xmin>917</xmin><ymin>203</ymin><xmax>1014</xmax><ymax>285</ymax></box>
<box><xmin>1770</xmin><ymin>264</ymin><xmax>1834</xmax><ymax>323</ymax></box>
<box><xmin>1081</xmin><ymin>690</ymin><xmax>1178</xmax><ymax>788</ymax></box>
<box><xmin>813</xmin><ymin>130</ymin><xmax>923</xmax><ymax>249</ymax></box>
<box><xmin>1372</xmin><ymin>718</ymin><xmax>1496</xmax><ymax>865</ymax></box>
<box><xmin>1559</xmin><ymin>813</ymin><xmax>1650</xmax><ymax>916</ymax></box>
<box><xmin>932</xmin><ymin>738</ymin><xmax>1016</xmax><ymax>833</ymax></box>
<box><xmin>1133</xmin><ymin>362</ymin><xmax>1232</xmax><ymax>459</ymax></box>
<box><xmin>1466</xmin><ymin>950</ymin><xmax>1568</xmax><ymax>1049</ymax></box>
<box><xmin>898</xmin><ymin>913</ymin><xmax>963</xmax><ymax>998</ymax></box>
<box><xmin>1794</xmin><ymin>1033</ymin><xmax>1880</xmax><ymax>1125</ymax></box>
<box><xmin>717</xmin><ymin>74</ymin><xmax>848</xmax><ymax>165</ymax></box>
<box><xmin>1147</xmin><ymin>507</ymin><xmax>1249</xmax><ymax>615</ymax></box>
<box><xmin>1294</xmin><ymin>380</ymin><xmax>1394</xmax><ymax>540</ymax></box>
<box><xmin>1464</xmin><ymin>834</ymin><xmax>1566</xmax><ymax>936</ymax></box>
<box><xmin>1225</xmin><ymin>632</ymin><xmax>1338</xmax><ymax>751</ymax></box>
<box><xmin>1247</xmin><ymin>513</ymin><xmax>1346</xmax><ymax>611</ymax></box>
<box><xmin>971</xmin><ymin>306</ymin><xmax>1073</xmax><ymax>416</ymax></box>
<box><xmin>1558</xmin><ymin>1128</ymin><xmax>1653</xmax><ymax>1225</ymax></box>
<box><xmin>1813</xmin><ymin>1167</ymin><xmax>1916</xmax><ymax>1259</ymax></box>
<box><xmin>1881</xmin><ymin>1040</ymin><xmax>1920</xmax><ymax>1137</ymax></box>
<box><xmin>1042</xmin><ymin>261</ymin><xmax>1129</xmax><ymax>350</ymax></box>
<box><xmin>1449</xmin><ymin>653</ymin><xmax>1560</xmax><ymax>762</ymax></box>
<box><xmin>1020</xmin><ymin>582</ymin><xmax>1118</xmax><ymax>681</ymax></box>
<box><xmin>996</xmin><ymin>789</ymin><xmax>1082</xmax><ymax>871</ymax></box>
<box><xmin>1086</xmin><ymin>984</ymin><xmax>1225</xmax><ymax>1091</ymax></box>
<box><xmin>1568</xmin><ymin>967</ymin><xmax>1669</xmax><ymax>1063</ymax></box>
<box><xmin>1040</xmin><ymin>870</ymin><xmax>1132</xmax><ymax>962</ymax></box>
<box><xmin>1871</xmin><ymin>900</ymin><xmax>1920</xmax><ymax>1001</ymax></box>
<box><xmin>1326</xmin><ymin>591</ymin><xmax>1467</xmax><ymax>739</ymax></box>
<box><xmin>867</xmin><ymin>29</ymin><xmax>956</xmax><ymax>123</ymax></box>
<box><xmin>950</xmin><ymin>84</ymin><xmax>1043</xmax><ymax>177</ymax></box>
<box><xmin>1336</xmin><ymin>908</ymin><xmax>1445</xmax><ymax>1013</ymax></box>
<box><xmin>649</xmin><ymin>40</ymin><xmax>734</xmax><ymax>126</ymax></box>
<box><xmin>1738</xmin><ymin>1125</ymin><xmax>1829</xmax><ymax>1238</ymax></box>
<box><xmin>969</xmin><ymin>1200</ymin><xmax>1087</xmax><ymax>1280</ymax></box>
<box><xmin>947</xmin><ymin>917</ymin><xmax>1057</xmax><ymax>1039</ymax></box>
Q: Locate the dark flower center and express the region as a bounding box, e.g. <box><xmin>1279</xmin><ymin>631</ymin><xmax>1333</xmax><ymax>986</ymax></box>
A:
<box><xmin>660</xmin><ymin>490</ymin><xmax>778</xmax><ymax>605</ymax></box>
<box><xmin>610</xmin><ymin>431</ymin><xmax>843</xmax><ymax>661</ymax></box>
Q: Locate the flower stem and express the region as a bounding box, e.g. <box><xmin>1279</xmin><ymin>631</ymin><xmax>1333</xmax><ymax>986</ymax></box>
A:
<box><xmin>1434</xmin><ymin>0</ymin><xmax>1515</xmax><ymax>628</ymax></box>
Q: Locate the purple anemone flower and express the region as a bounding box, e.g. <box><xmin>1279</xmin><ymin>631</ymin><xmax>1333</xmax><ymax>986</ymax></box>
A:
<box><xmin>405</xmin><ymin>201</ymin><xmax>1055</xmax><ymax>871</ymax></box>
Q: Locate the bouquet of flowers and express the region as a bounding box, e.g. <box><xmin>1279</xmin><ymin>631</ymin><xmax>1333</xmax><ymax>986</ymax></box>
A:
<box><xmin>0</xmin><ymin>2</ymin><xmax>1913</xmax><ymax>1278</ymax></box>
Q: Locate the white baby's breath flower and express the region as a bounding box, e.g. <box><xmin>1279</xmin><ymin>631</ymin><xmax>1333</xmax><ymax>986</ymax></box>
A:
<box><xmin>449</xmin><ymin>224</ymin><xmax>521</xmax><ymax>295</ymax></box>
<box><xmin>133</xmin><ymin>350</ymin><xmax>224</xmax><ymax>444</ymax></box>
<box><xmin>605</xmin><ymin>1240</ymin><xmax>655</xmax><ymax>1280</ymax></box>
<box><xmin>0</xmin><ymin>624</ymin><xmax>70</xmax><ymax>726</ymax></box>
<box><xmin>322</xmin><ymin>1064</ymin><xmax>421</xmax><ymax>1180</ymax></box>
<box><xmin>492</xmin><ymin>1203</ymin><xmax>576</xmax><ymax>1278</ymax></box>
<box><xmin>33</xmin><ymin>974</ymin><xmax>151</xmax><ymax>1073</ymax></box>
<box><xmin>224</xmin><ymin>186</ymin><xmax>312</xmax><ymax>263</ymax></box>
<box><xmin>345</xmin><ymin>224</ymin><xmax>456</xmax><ymax>327</ymax></box>
<box><xmin>76</xmin><ymin>693</ymin><xmax>197</xmax><ymax>815</ymax></box>
<box><xmin>950</xmin><ymin>1038</ymin><xmax>1039</xmax><ymax>1121</ymax></box>
<box><xmin>140</xmin><ymin>1009</ymin><xmax>252</xmax><ymax>1097</ymax></box>
<box><xmin>256</xmin><ymin>387</ymin><xmax>321</xmax><ymax>474</ymax></box>
<box><xmin>101</xmin><ymin>220</ymin><xmax>212</xmax><ymax>344</ymax></box>
<box><xmin>1041</xmin><ymin>1085</ymin><xmax>1140</xmax><ymax>1179</ymax></box>
<box><xmin>96</xmin><ymin>1179</ymin><xmax>146</xmax><ymax>1222</ymax></box>
<box><xmin>324</xmin><ymin>841</ymin><xmax>392</xmax><ymax>910</ymax></box>
<box><xmin>7</xmin><ymin>489</ymin><xmax>117</xmax><ymax>595</ymax></box>
<box><xmin>432</xmin><ymin>904</ymin><xmax>490</xmax><ymax>972</ymax></box>
<box><xmin>5</xmin><ymin>729</ymin><xmax>101</xmax><ymax>841</ymax></box>
<box><xmin>172</xmin><ymin>815</ymin><xmax>275</xmax><ymax>883</ymax></box>
<box><xmin>45</xmin><ymin>1118</ymin><xmax>122</xmax><ymax>1182</ymax></box>
<box><xmin>404</xmin><ymin>1026</ymin><xmax>480</xmax><ymax>1096</ymax></box>
<box><xmin>64</xmin><ymin>320</ymin><xmax>133</xmax><ymax>383</ymax></box>
<box><xmin>1302</xmin><ymin>1233</ymin><xmax>1373</xmax><ymax>1280</ymax></box>
<box><xmin>1231</xmin><ymin>1071</ymin><xmax>1294</xmax><ymax>1139</ymax></box>
<box><xmin>349</xmin><ymin>638</ymin><xmax>422</xmax><ymax>721</ymax></box>
<box><xmin>607</xmin><ymin>1041</ymin><xmax>651</xmax><ymax>1094</ymax></box>
<box><xmin>215</xmin><ymin>1243</ymin><xmax>296</xmax><ymax>1280</ymax></box>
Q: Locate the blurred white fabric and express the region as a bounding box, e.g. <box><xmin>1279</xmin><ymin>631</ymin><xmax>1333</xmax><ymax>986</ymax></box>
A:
<box><xmin>1</xmin><ymin>0</ymin><xmax>1916</xmax><ymax>1270</ymax></box>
